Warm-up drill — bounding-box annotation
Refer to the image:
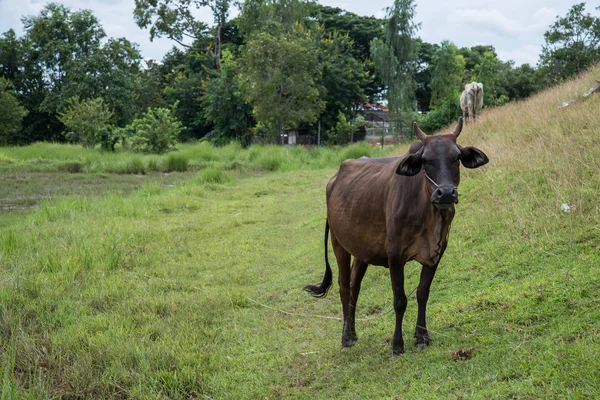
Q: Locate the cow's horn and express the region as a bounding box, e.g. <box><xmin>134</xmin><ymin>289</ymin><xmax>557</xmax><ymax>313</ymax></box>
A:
<box><xmin>452</xmin><ymin>117</ymin><xmax>463</xmax><ymax>138</ymax></box>
<box><xmin>413</xmin><ymin>121</ymin><xmax>427</xmax><ymax>141</ymax></box>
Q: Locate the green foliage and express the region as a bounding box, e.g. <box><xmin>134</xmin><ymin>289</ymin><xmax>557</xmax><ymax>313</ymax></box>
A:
<box><xmin>429</xmin><ymin>41</ymin><xmax>464</xmax><ymax>109</ymax></box>
<box><xmin>202</xmin><ymin>49</ymin><xmax>254</xmax><ymax>147</ymax></box>
<box><xmin>162</xmin><ymin>154</ymin><xmax>189</xmax><ymax>172</ymax></box>
<box><xmin>120</xmin><ymin>106</ymin><xmax>182</xmax><ymax>154</ymax></box>
<box><xmin>0</xmin><ymin>78</ymin><xmax>28</xmax><ymax>145</ymax></box>
<box><xmin>58</xmin><ymin>97</ymin><xmax>114</xmax><ymax>150</ymax></box>
<box><xmin>122</xmin><ymin>157</ymin><xmax>145</xmax><ymax>174</ymax></box>
<box><xmin>540</xmin><ymin>3</ymin><xmax>600</xmax><ymax>82</ymax></box>
<box><xmin>316</xmin><ymin>30</ymin><xmax>368</xmax><ymax>134</ymax></box>
<box><xmin>327</xmin><ymin>112</ymin><xmax>363</xmax><ymax>145</ymax></box>
<box><xmin>237</xmin><ymin>0</ymin><xmax>312</xmax><ymax>37</ymax></box>
<box><xmin>198</xmin><ymin>164</ymin><xmax>232</xmax><ymax>183</ymax></box>
<box><xmin>370</xmin><ymin>0</ymin><xmax>419</xmax><ymax>127</ymax></box>
<box><xmin>418</xmin><ymin>101</ymin><xmax>462</xmax><ymax>133</ymax></box>
<box><xmin>474</xmin><ymin>51</ymin><xmax>510</xmax><ymax>106</ymax></box>
<box><xmin>238</xmin><ymin>29</ymin><xmax>325</xmax><ymax>141</ymax></box>
<box><xmin>162</xmin><ymin>48</ymin><xmax>214</xmax><ymax>141</ymax></box>
<box><xmin>338</xmin><ymin>142</ymin><xmax>378</xmax><ymax>161</ymax></box>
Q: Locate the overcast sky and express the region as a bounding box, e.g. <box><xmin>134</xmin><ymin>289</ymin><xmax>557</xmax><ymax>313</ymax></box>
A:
<box><xmin>0</xmin><ymin>0</ymin><xmax>592</xmax><ymax>66</ymax></box>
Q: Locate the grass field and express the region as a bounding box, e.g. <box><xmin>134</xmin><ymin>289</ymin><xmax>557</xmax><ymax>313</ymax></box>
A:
<box><xmin>1</xmin><ymin>65</ymin><xmax>600</xmax><ymax>399</ymax></box>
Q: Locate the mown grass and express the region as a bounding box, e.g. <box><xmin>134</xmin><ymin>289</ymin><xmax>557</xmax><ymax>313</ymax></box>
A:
<box><xmin>1</xmin><ymin>66</ymin><xmax>600</xmax><ymax>398</ymax></box>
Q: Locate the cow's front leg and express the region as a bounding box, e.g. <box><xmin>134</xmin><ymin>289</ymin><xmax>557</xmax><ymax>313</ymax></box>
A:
<box><xmin>389</xmin><ymin>254</ymin><xmax>407</xmax><ymax>356</ymax></box>
<box><xmin>415</xmin><ymin>264</ymin><xmax>438</xmax><ymax>350</ymax></box>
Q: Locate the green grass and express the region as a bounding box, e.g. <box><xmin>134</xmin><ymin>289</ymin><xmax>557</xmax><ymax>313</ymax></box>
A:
<box><xmin>1</xmin><ymin>162</ymin><xmax>599</xmax><ymax>399</ymax></box>
<box><xmin>1</xmin><ymin>67</ymin><xmax>600</xmax><ymax>398</ymax></box>
<box><xmin>0</xmin><ymin>141</ymin><xmax>391</xmax><ymax>175</ymax></box>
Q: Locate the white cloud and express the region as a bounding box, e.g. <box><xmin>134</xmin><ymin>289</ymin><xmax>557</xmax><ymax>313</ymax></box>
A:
<box><xmin>449</xmin><ymin>9</ymin><xmax>524</xmax><ymax>37</ymax></box>
<box><xmin>497</xmin><ymin>44</ymin><xmax>541</xmax><ymax>67</ymax></box>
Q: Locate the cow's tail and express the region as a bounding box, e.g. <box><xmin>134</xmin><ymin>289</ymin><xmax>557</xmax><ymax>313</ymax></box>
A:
<box><xmin>303</xmin><ymin>219</ymin><xmax>333</xmax><ymax>298</ymax></box>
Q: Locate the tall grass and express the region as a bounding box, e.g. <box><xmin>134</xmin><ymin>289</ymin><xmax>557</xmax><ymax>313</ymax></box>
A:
<box><xmin>0</xmin><ymin>141</ymin><xmax>396</xmax><ymax>175</ymax></box>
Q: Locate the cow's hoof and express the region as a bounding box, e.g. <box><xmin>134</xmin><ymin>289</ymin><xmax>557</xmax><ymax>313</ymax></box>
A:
<box><xmin>391</xmin><ymin>348</ymin><xmax>405</xmax><ymax>358</ymax></box>
<box><xmin>342</xmin><ymin>336</ymin><xmax>358</xmax><ymax>348</ymax></box>
<box><xmin>415</xmin><ymin>333</ymin><xmax>432</xmax><ymax>350</ymax></box>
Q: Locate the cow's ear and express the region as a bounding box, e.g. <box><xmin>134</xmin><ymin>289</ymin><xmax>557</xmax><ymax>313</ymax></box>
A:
<box><xmin>396</xmin><ymin>154</ymin><xmax>422</xmax><ymax>176</ymax></box>
<box><xmin>459</xmin><ymin>146</ymin><xmax>489</xmax><ymax>169</ymax></box>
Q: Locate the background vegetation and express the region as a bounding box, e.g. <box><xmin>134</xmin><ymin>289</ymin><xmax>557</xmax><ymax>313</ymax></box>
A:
<box><xmin>1</xmin><ymin>1</ymin><xmax>599</xmax><ymax>147</ymax></box>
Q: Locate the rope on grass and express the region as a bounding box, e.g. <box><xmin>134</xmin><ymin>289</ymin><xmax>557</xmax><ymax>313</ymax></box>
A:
<box><xmin>246</xmin><ymin>286</ymin><xmax>418</xmax><ymax>322</ymax></box>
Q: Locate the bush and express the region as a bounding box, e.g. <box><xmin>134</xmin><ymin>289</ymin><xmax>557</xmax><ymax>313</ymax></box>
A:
<box><xmin>58</xmin><ymin>97</ymin><xmax>115</xmax><ymax>150</ymax></box>
<box><xmin>122</xmin><ymin>106</ymin><xmax>182</xmax><ymax>154</ymax></box>
<box><xmin>327</xmin><ymin>112</ymin><xmax>364</xmax><ymax>145</ymax></box>
<box><xmin>418</xmin><ymin>102</ymin><xmax>462</xmax><ymax>133</ymax></box>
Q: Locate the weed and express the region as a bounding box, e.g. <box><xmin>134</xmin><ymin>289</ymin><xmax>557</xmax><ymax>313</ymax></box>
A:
<box><xmin>162</xmin><ymin>154</ymin><xmax>189</xmax><ymax>172</ymax></box>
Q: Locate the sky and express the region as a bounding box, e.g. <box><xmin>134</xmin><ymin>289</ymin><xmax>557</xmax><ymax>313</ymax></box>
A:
<box><xmin>0</xmin><ymin>0</ymin><xmax>590</xmax><ymax>66</ymax></box>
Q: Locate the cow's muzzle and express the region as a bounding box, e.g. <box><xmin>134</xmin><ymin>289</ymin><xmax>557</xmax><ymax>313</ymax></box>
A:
<box><xmin>431</xmin><ymin>186</ymin><xmax>458</xmax><ymax>209</ymax></box>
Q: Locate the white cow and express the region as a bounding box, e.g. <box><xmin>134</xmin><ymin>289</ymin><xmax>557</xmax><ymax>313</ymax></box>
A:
<box><xmin>460</xmin><ymin>82</ymin><xmax>483</xmax><ymax>123</ymax></box>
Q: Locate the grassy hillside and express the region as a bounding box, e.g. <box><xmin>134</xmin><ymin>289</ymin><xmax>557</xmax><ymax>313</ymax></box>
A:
<box><xmin>1</xmin><ymin>66</ymin><xmax>600</xmax><ymax>399</ymax></box>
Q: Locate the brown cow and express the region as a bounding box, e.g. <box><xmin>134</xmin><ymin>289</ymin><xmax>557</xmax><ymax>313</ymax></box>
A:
<box><xmin>304</xmin><ymin>118</ymin><xmax>488</xmax><ymax>355</ymax></box>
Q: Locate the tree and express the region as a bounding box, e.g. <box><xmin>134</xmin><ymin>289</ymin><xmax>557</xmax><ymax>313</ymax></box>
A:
<box><xmin>0</xmin><ymin>78</ymin><xmax>28</xmax><ymax>145</ymax></box>
<box><xmin>540</xmin><ymin>2</ymin><xmax>600</xmax><ymax>81</ymax></box>
<box><xmin>236</xmin><ymin>0</ymin><xmax>313</xmax><ymax>37</ymax></box>
<box><xmin>238</xmin><ymin>30</ymin><xmax>325</xmax><ymax>142</ymax></box>
<box><xmin>134</xmin><ymin>0</ymin><xmax>230</xmax><ymax>70</ymax></box>
<box><xmin>474</xmin><ymin>51</ymin><xmax>509</xmax><ymax>106</ymax></box>
<box><xmin>429</xmin><ymin>41</ymin><xmax>464</xmax><ymax>109</ymax></box>
<box><xmin>58</xmin><ymin>97</ymin><xmax>114</xmax><ymax>149</ymax></box>
<box><xmin>22</xmin><ymin>3</ymin><xmax>106</xmax><ymax>111</ymax></box>
<box><xmin>414</xmin><ymin>39</ymin><xmax>438</xmax><ymax>112</ymax></box>
<box><xmin>417</xmin><ymin>41</ymin><xmax>464</xmax><ymax>132</ymax></box>
<box><xmin>316</xmin><ymin>29</ymin><xmax>368</xmax><ymax>135</ymax></box>
<box><xmin>308</xmin><ymin>4</ymin><xmax>384</xmax><ymax>101</ymax></box>
<box><xmin>4</xmin><ymin>3</ymin><xmax>144</xmax><ymax>143</ymax></box>
<box><xmin>162</xmin><ymin>47</ymin><xmax>215</xmax><ymax>141</ymax></box>
<box><xmin>202</xmin><ymin>49</ymin><xmax>254</xmax><ymax>146</ymax></box>
<box><xmin>61</xmin><ymin>38</ymin><xmax>143</xmax><ymax>126</ymax></box>
<box><xmin>370</xmin><ymin>0</ymin><xmax>420</xmax><ymax>133</ymax></box>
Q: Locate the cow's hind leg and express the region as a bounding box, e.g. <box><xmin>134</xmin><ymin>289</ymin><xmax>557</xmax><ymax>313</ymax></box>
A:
<box><xmin>346</xmin><ymin>259</ymin><xmax>368</xmax><ymax>345</ymax></box>
<box><xmin>415</xmin><ymin>264</ymin><xmax>438</xmax><ymax>349</ymax></box>
<box><xmin>330</xmin><ymin>233</ymin><xmax>354</xmax><ymax>348</ymax></box>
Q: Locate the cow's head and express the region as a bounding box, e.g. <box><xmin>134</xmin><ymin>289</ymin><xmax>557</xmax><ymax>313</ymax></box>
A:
<box><xmin>396</xmin><ymin>117</ymin><xmax>489</xmax><ymax>209</ymax></box>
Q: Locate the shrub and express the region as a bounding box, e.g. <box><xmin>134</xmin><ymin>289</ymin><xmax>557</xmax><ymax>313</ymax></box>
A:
<box><xmin>418</xmin><ymin>101</ymin><xmax>461</xmax><ymax>133</ymax></box>
<box><xmin>327</xmin><ymin>112</ymin><xmax>364</xmax><ymax>145</ymax></box>
<box><xmin>58</xmin><ymin>97</ymin><xmax>115</xmax><ymax>150</ymax></box>
<box><xmin>123</xmin><ymin>105</ymin><xmax>182</xmax><ymax>154</ymax></box>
